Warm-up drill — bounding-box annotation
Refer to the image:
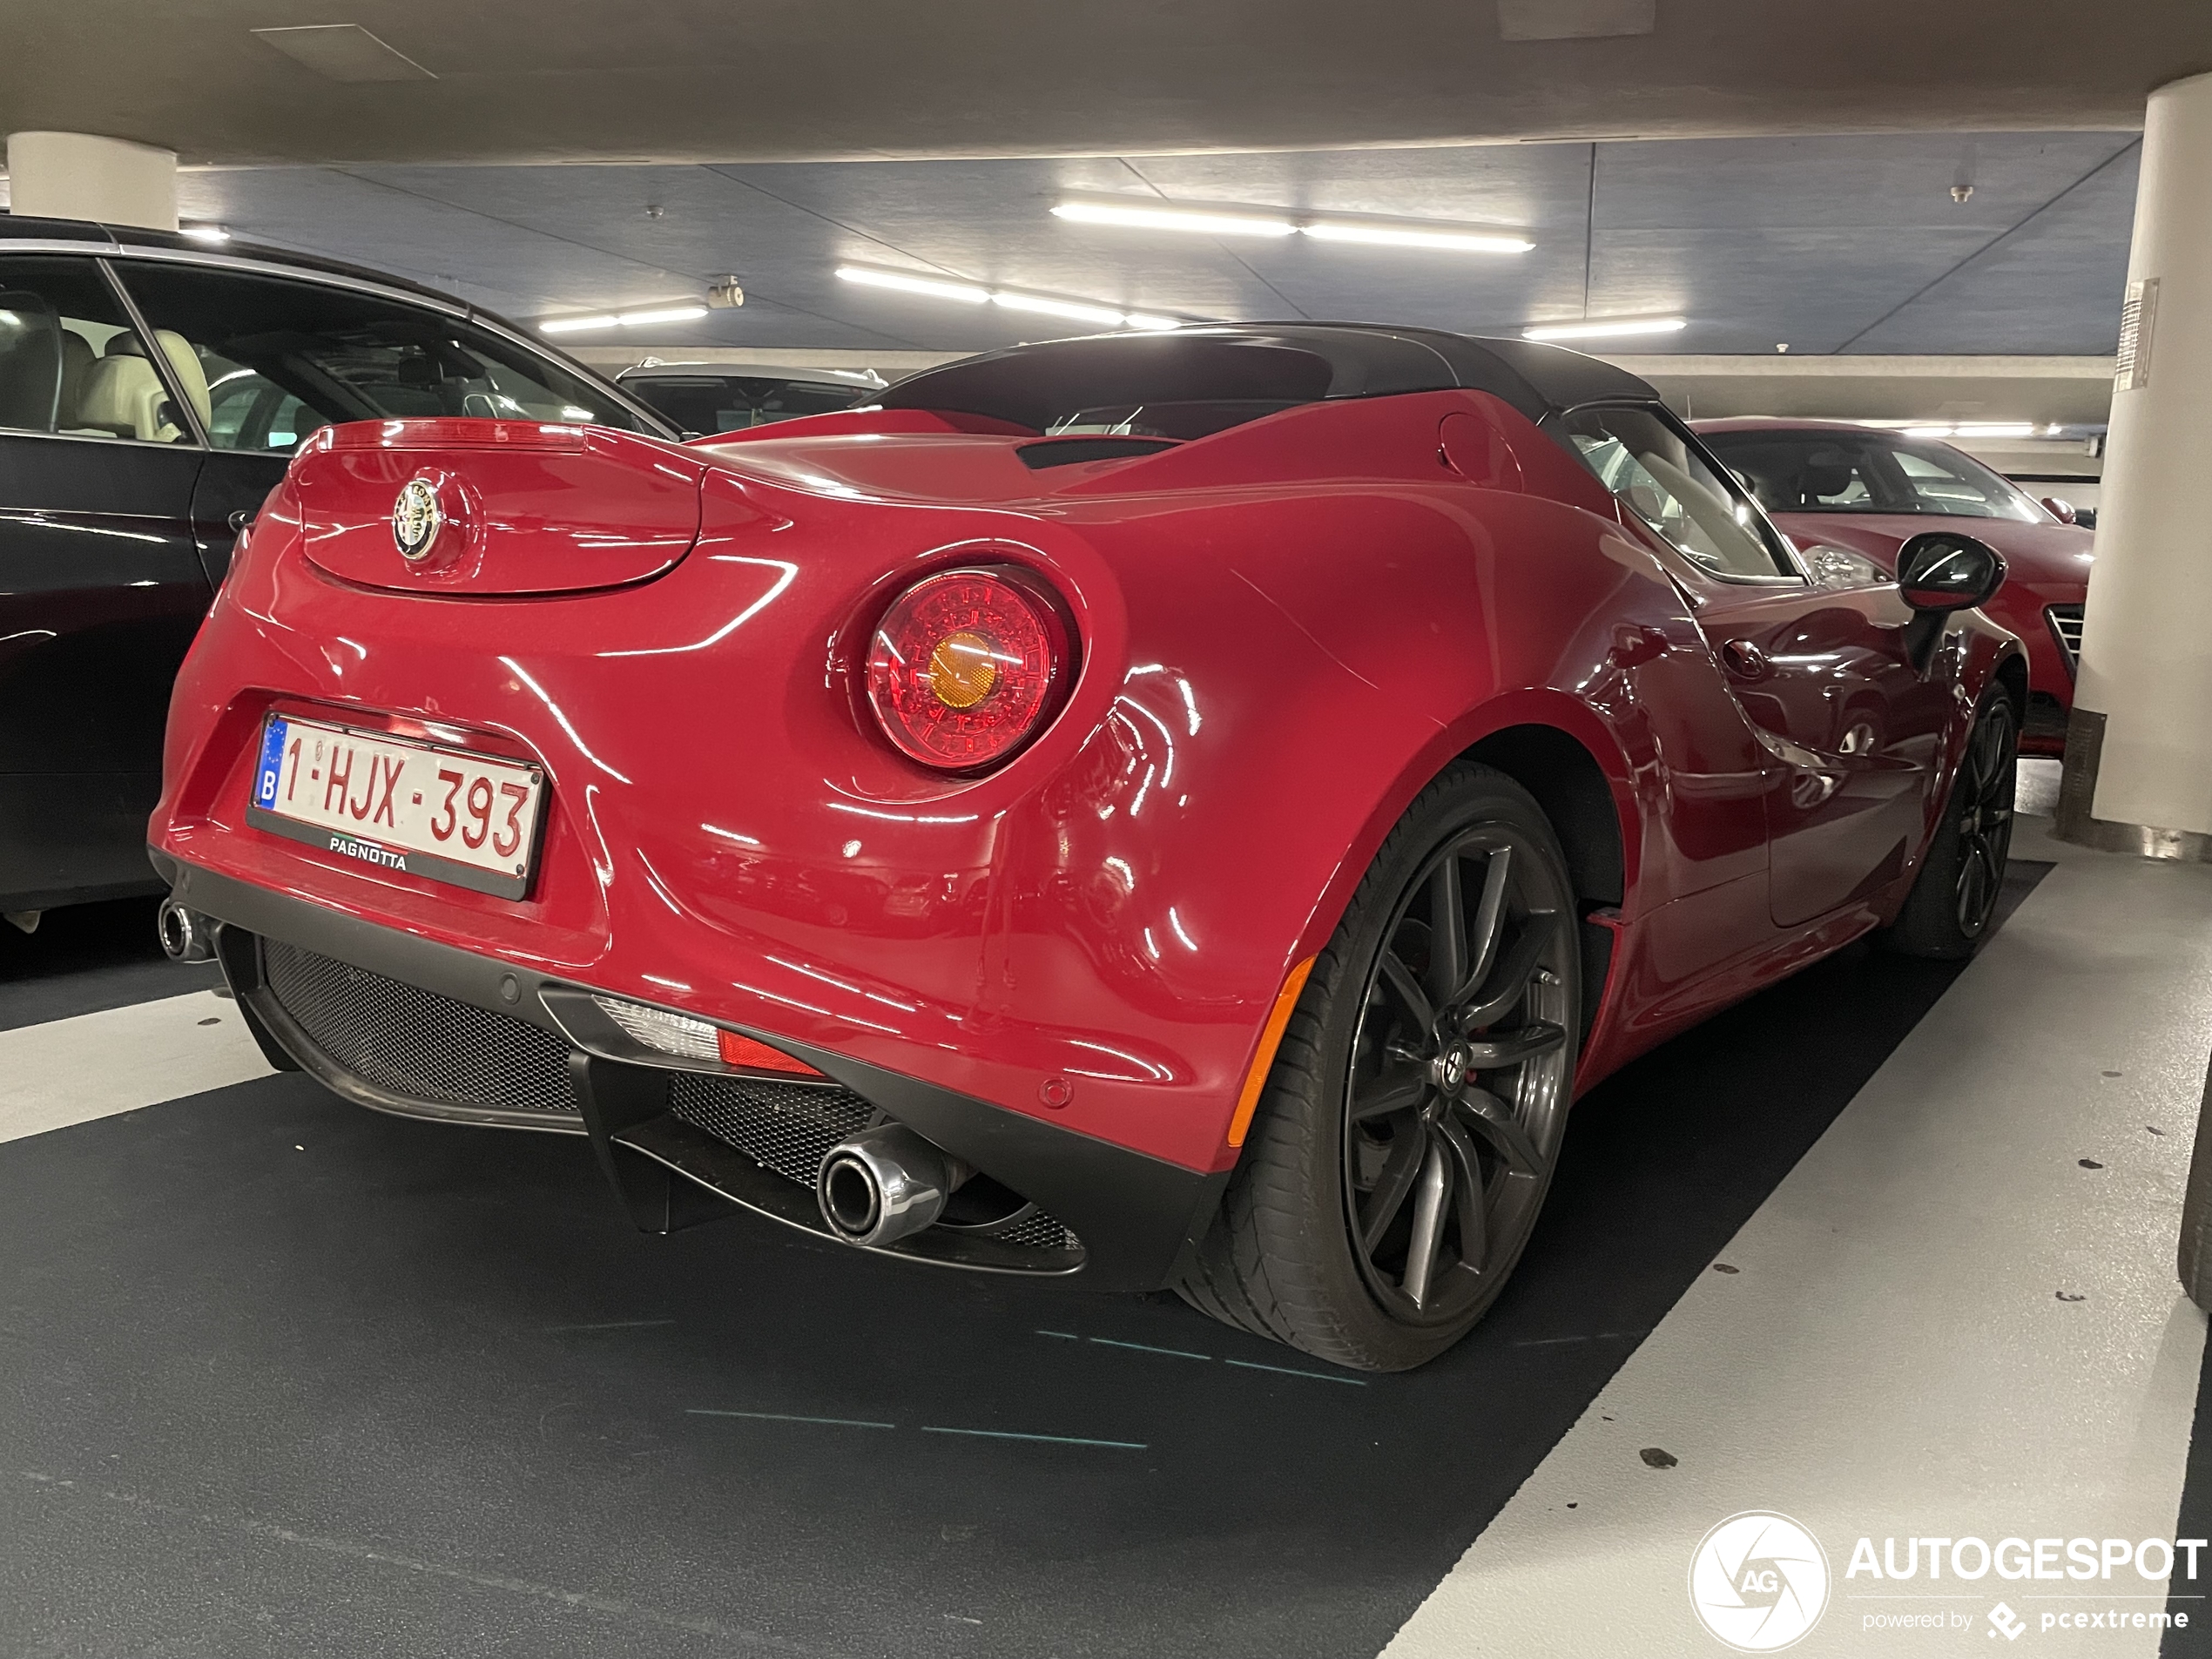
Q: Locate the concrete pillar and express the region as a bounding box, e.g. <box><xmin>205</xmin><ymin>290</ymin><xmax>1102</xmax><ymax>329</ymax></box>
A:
<box><xmin>2056</xmin><ymin>71</ymin><xmax>2212</xmax><ymax>860</ymax></box>
<box><xmin>4</xmin><ymin>132</ymin><xmax>177</xmax><ymax>232</ymax></box>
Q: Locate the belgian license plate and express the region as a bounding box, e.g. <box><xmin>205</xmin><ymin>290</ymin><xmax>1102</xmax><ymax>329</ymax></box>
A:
<box><xmin>246</xmin><ymin>713</ymin><xmax>547</xmax><ymax>900</ymax></box>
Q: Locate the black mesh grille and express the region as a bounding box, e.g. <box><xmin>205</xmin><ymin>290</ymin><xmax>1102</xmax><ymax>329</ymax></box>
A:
<box><xmin>978</xmin><ymin>1208</ymin><xmax>1079</xmax><ymax>1251</ymax></box>
<box><xmin>668</xmin><ymin>1072</ymin><xmax>875</xmax><ymax>1186</ymax></box>
<box><xmin>263</xmin><ymin>940</ymin><xmax>577</xmax><ymax>1117</ymax></box>
<box><xmin>668</xmin><ymin>1073</ymin><xmax>1080</xmax><ymax>1252</ymax></box>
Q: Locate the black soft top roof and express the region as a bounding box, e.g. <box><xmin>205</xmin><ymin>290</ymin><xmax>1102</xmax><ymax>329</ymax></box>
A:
<box><xmin>877</xmin><ymin>321</ymin><xmax>1662</xmax><ymax>432</ymax></box>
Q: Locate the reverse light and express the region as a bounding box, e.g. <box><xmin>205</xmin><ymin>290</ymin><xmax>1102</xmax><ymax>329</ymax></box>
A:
<box><xmin>590</xmin><ymin>994</ymin><xmax>823</xmax><ymax>1075</ymax></box>
<box><xmin>864</xmin><ymin>568</ymin><xmax>1073</xmax><ymax>771</ymax></box>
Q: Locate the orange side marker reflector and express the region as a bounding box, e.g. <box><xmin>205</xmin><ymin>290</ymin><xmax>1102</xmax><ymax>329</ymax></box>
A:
<box><xmin>1227</xmin><ymin>954</ymin><xmax>1317</xmax><ymax>1149</ymax></box>
<box><xmin>717</xmin><ymin>1028</ymin><xmax>824</xmax><ymax>1076</ymax></box>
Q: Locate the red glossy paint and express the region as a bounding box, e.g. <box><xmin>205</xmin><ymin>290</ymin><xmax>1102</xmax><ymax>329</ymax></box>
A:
<box><xmin>1692</xmin><ymin>416</ymin><xmax>2089</xmax><ymax>755</ymax></box>
<box><xmin>153</xmin><ymin>388</ymin><xmax>2023</xmax><ymax>1180</ymax></box>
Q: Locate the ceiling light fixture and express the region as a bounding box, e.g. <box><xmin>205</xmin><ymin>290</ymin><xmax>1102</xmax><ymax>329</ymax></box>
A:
<box><xmin>1301</xmin><ymin>221</ymin><xmax>1534</xmax><ymax>253</ymax></box>
<box><xmin>1053</xmin><ymin>197</ymin><xmax>1533</xmax><ymax>254</ymax></box>
<box><xmin>1521</xmin><ymin>316</ymin><xmax>1689</xmax><ymax>342</ymax></box>
<box><xmin>538</xmin><ymin>304</ymin><xmax>709</xmax><ymax>336</ymax></box>
<box><xmin>1898</xmin><ymin>422</ymin><xmax>2040</xmax><ymax>441</ymax></box>
<box><xmin>989</xmin><ymin>293</ymin><xmax>1129</xmax><ymax>327</ymax></box>
<box><xmin>833</xmin><ymin>266</ymin><xmax>991</xmax><ymax>305</ymax></box>
<box><xmin>1051</xmin><ymin>200</ymin><xmax>1296</xmax><ymax>238</ymax></box>
<box><xmin>180</xmin><ymin>225</ymin><xmax>232</xmax><ymax>245</ymax></box>
<box><xmin>836</xmin><ymin>264</ymin><xmax>1193</xmax><ymax>332</ymax></box>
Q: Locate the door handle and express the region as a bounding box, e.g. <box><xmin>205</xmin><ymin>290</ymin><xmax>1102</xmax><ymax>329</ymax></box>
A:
<box><xmin>1721</xmin><ymin>638</ymin><xmax>1770</xmax><ymax>680</ymax></box>
<box><xmin>227</xmin><ymin>509</ymin><xmax>254</xmax><ymax>533</ymax></box>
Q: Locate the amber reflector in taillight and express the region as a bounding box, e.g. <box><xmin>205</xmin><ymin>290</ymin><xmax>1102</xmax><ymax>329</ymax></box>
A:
<box><xmin>863</xmin><ymin>567</ymin><xmax>1070</xmax><ymax>769</ymax></box>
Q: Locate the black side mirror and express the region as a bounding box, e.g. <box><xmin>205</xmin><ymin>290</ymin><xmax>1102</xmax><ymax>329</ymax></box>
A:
<box><xmin>1897</xmin><ymin>531</ymin><xmax>2005</xmax><ymax>670</ymax></box>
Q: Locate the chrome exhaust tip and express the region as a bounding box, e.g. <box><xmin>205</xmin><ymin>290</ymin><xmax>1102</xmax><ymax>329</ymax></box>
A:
<box><xmin>816</xmin><ymin>1123</ymin><xmax>968</xmax><ymax>1249</ymax></box>
<box><xmin>157</xmin><ymin>899</ymin><xmax>215</xmax><ymax>963</ymax></box>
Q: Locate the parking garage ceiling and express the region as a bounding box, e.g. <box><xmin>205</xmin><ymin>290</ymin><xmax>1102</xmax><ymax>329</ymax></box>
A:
<box><xmin>143</xmin><ymin>132</ymin><xmax>2138</xmax><ymax>361</ymax></box>
<box><xmin>4</xmin><ymin>2</ymin><xmax>2211</xmax><ymax>167</ymax></box>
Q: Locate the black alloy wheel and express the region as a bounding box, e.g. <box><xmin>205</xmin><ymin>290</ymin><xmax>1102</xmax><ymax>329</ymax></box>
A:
<box><xmin>1344</xmin><ymin>828</ymin><xmax>1574</xmax><ymax>1324</ymax></box>
<box><xmin>1951</xmin><ymin>698</ymin><xmax>2017</xmax><ymax>941</ymax></box>
<box><xmin>1176</xmin><ymin>764</ymin><xmax>1581</xmax><ymax>1371</ymax></box>
<box><xmin>1879</xmin><ymin>689</ymin><xmax>2019</xmax><ymax>960</ymax></box>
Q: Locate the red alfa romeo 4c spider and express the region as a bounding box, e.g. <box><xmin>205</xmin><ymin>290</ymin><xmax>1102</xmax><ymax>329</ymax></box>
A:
<box><xmin>150</xmin><ymin>325</ymin><xmax>2023</xmax><ymax>1371</ymax></box>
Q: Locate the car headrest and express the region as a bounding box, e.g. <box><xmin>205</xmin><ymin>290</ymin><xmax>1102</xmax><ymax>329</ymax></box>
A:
<box><xmin>153</xmin><ymin>329</ymin><xmax>212</xmax><ymax>426</ymax></box>
<box><xmin>56</xmin><ymin>329</ymin><xmax>96</xmax><ymax>428</ymax></box>
<box><xmin>99</xmin><ymin>327</ymin><xmax>212</xmax><ymax>428</ymax></box>
<box><xmin>75</xmin><ymin>352</ymin><xmax>176</xmax><ymax>442</ymax></box>
<box><xmin>1799</xmin><ymin>449</ymin><xmax>1857</xmax><ymax>500</ymax></box>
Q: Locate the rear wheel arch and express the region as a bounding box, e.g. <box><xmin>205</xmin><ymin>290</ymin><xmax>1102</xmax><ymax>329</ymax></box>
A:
<box><xmin>1460</xmin><ymin>721</ymin><xmax>1629</xmax><ymax>1045</ymax></box>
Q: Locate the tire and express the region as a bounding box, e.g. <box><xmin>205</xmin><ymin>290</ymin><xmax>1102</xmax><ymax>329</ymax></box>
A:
<box><xmin>1176</xmin><ymin>762</ymin><xmax>1581</xmax><ymax>1372</ymax></box>
<box><xmin>2179</xmin><ymin>1057</ymin><xmax>2212</xmax><ymax>1314</ymax></box>
<box><xmin>1879</xmin><ymin>689</ymin><xmax>2019</xmax><ymax>961</ymax></box>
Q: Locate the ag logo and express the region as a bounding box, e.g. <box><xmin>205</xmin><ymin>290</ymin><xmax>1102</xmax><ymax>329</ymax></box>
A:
<box><xmin>1688</xmin><ymin>1511</ymin><xmax>1830</xmax><ymax>1651</ymax></box>
<box><xmin>391</xmin><ymin>476</ymin><xmax>443</xmax><ymax>561</ymax></box>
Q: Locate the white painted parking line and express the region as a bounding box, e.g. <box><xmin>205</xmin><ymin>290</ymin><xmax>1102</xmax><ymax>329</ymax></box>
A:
<box><xmin>1382</xmin><ymin>829</ymin><xmax>2212</xmax><ymax>1657</ymax></box>
<box><xmin>0</xmin><ymin>989</ymin><xmax>274</xmax><ymax>1144</ymax></box>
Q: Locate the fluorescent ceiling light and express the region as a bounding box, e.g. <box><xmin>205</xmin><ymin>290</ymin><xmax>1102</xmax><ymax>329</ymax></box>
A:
<box><xmin>180</xmin><ymin>225</ymin><xmax>231</xmax><ymax>244</ymax></box>
<box><xmin>837</xmin><ymin>264</ymin><xmax>1192</xmax><ymax>332</ymax></box>
<box><xmin>615</xmin><ymin>305</ymin><xmax>709</xmax><ymax>327</ymax></box>
<box><xmin>1521</xmin><ymin>316</ymin><xmax>1688</xmax><ymax>341</ymax></box>
<box><xmin>1302</xmin><ymin>221</ymin><xmax>1534</xmax><ymax>253</ymax></box>
<box><xmin>540</xmin><ymin>305</ymin><xmax>709</xmax><ymax>336</ymax></box>
<box><xmin>990</xmin><ymin>293</ymin><xmax>1130</xmax><ymax>327</ymax></box>
<box><xmin>1055</xmin><ymin>197</ymin><xmax>1532</xmax><ymax>254</ymax></box>
<box><xmin>1052</xmin><ymin>200</ymin><xmax>1295</xmax><ymax>238</ymax></box>
<box><xmin>834</xmin><ymin>266</ymin><xmax>989</xmax><ymax>304</ymax></box>
<box><xmin>1900</xmin><ymin>422</ymin><xmax>2039</xmax><ymax>441</ymax></box>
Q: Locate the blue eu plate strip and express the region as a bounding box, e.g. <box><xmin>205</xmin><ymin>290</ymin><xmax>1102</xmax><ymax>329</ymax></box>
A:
<box><xmin>253</xmin><ymin>718</ymin><xmax>290</xmax><ymax>810</ymax></box>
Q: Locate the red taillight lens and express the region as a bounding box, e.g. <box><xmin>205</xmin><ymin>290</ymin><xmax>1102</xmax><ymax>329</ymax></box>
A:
<box><xmin>716</xmin><ymin>1028</ymin><xmax>823</xmax><ymax>1076</ymax></box>
<box><xmin>864</xmin><ymin>567</ymin><xmax>1071</xmax><ymax>769</ymax></box>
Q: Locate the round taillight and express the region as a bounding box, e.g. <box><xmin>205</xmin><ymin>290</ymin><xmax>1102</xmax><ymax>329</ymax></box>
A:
<box><xmin>864</xmin><ymin>567</ymin><xmax>1072</xmax><ymax>770</ymax></box>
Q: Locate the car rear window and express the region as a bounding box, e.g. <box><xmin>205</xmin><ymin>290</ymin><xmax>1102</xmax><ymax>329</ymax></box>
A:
<box><xmin>626</xmin><ymin>374</ymin><xmax>863</xmax><ymax>435</ymax></box>
<box><xmin>877</xmin><ymin>329</ymin><xmax>1459</xmax><ymax>438</ymax></box>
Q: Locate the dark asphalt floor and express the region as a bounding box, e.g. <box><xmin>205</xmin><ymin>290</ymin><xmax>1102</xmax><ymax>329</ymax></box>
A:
<box><xmin>0</xmin><ymin>867</ymin><xmax>2048</xmax><ymax>1659</ymax></box>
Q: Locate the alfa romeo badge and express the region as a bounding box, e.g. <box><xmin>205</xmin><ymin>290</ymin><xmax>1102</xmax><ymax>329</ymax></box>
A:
<box><xmin>392</xmin><ymin>477</ymin><xmax>442</xmax><ymax>560</ymax></box>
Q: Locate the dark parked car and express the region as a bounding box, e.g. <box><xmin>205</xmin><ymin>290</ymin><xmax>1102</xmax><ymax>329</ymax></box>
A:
<box><xmin>614</xmin><ymin>361</ymin><xmax>877</xmax><ymax>435</ymax></box>
<box><xmin>0</xmin><ymin>214</ymin><xmax>671</xmax><ymax>926</ymax></box>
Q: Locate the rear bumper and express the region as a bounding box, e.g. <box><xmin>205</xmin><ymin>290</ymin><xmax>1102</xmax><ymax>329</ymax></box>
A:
<box><xmin>158</xmin><ymin>853</ymin><xmax>1227</xmax><ymax>1291</ymax></box>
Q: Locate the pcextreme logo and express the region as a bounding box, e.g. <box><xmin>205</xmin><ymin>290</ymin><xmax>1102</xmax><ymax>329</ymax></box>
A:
<box><xmin>1689</xmin><ymin>1511</ymin><xmax>1831</xmax><ymax>1651</ymax></box>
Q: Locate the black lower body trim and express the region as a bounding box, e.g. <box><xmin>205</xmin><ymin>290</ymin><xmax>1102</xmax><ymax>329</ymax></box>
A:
<box><xmin>161</xmin><ymin>856</ymin><xmax>1229</xmax><ymax>1290</ymax></box>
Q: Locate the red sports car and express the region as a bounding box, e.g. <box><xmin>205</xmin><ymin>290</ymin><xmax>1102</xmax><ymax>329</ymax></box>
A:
<box><xmin>1691</xmin><ymin>416</ymin><xmax>2093</xmax><ymax>755</ymax></box>
<box><xmin>149</xmin><ymin>326</ymin><xmax>2024</xmax><ymax>1371</ymax></box>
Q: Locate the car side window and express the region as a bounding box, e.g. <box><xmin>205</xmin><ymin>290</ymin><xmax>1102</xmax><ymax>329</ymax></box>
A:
<box><xmin>1556</xmin><ymin>405</ymin><xmax>1794</xmax><ymax>579</ymax></box>
<box><xmin>0</xmin><ymin>256</ymin><xmax>199</xmax><ymax>445</ymax></box>
<box><xmin>112</xmin><ymin>261</ymin><xmax>647</xmax><ymax>453</ymax></box>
